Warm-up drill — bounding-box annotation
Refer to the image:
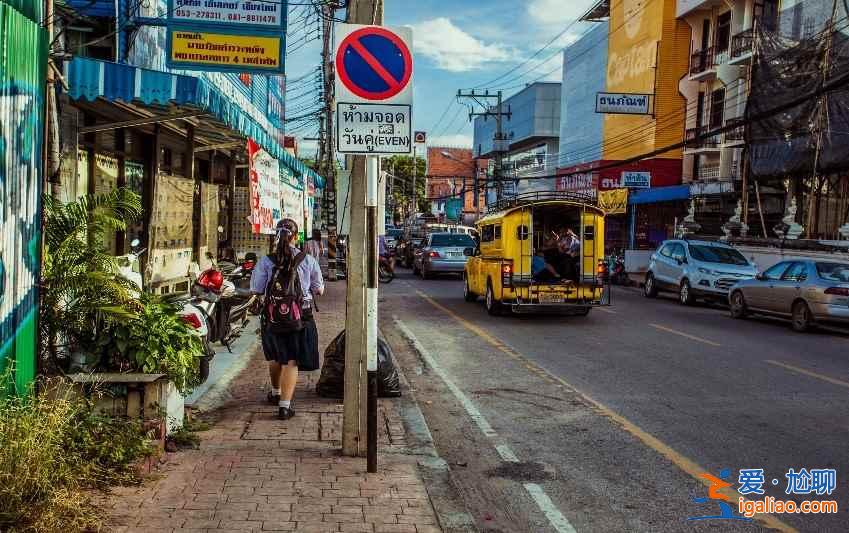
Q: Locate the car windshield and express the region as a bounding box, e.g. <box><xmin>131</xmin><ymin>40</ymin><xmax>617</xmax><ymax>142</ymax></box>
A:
<box><xmin>816</xmin><ymin>262</ymin><xmax>849</xmax><ymax>282</ymax></box>
<box><xmin>431</xmin><ymin>234</ymin><xmax>475</xmax><ymax>247</ymax></box>
<box><xmin>688</xmin><ymin>244</ymin><xmax>749</xmax><ymax>265</ymax></box>
<box><xmin>387</xmin><ymin>229</ymin><xmax>403</xmax><ymax>237</ymax></box>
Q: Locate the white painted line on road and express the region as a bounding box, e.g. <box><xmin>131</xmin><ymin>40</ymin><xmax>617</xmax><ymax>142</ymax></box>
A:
<box><xmin>524</xmin><ymin>483</ymin><xmax>578</xmax><ymax>533</ymax></box>
<box><xmin>395</xmin><ymin>315</ymin><xmax>580</xmax><ymax>533</ymax></box>
<box><xmin>597</xmin><ymin>307</ymin><xmax>617</xmax><ymax>314</ymax></box>
<box><xmin>649</xmin><ymin>323</ymin><xmax>722</xmax><ymax>347</ymax></box>
<box><xmin>766</xmin><ymin>360</ymin><xmax>849</xmax><ymax>390</ymax></box>
<box><xmin>495</xmin><ymin>444</ymin><xmax>520</xmax><ymax>462</ymax></box>
<box><xmin>394</xmin><ymin>317</ymin><xmax>497</xmax><ymax>438</ymax></box>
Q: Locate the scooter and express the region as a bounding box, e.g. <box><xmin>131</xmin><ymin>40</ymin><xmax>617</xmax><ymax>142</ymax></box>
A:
<box><xmin>379</xmin><ymin>251</ymin><xmax>395</xmax><ymax>284</ymax></box>
<box><xmin>611</xmin><ymin>255</ymin><xmax>628</xmax><ymax>285</ymax></box>
<box><xmin>192</xmin><ymin>267</ymin><xmax>256</xmax><ymax>352</ymax></box>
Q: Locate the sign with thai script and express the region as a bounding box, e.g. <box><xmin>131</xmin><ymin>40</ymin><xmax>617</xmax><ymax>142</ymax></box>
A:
<box><xmin>596</xmin><ymin>92</ymin><xmax>653</xmax><ymax>115</ymax></box>
<box><xmin>599</xmin><ymin>188</ymin><xmax>629</xmax><ymax>214</ymax></box>
<box><xmin>167</xmin><ymin>27</ymin><xmax>284</xmax><ymax>73</ymax></box>
<box><xmin>169</xmin><ymin>0</ymin><xmax>287</xmax><ymax>29</ymax></box>
<box><xmin>621</xmin><ymin>171</ymin><xmax>651</xmax><ymax>188</ymax></box>
<box><xmin>247</xmin><ymin>139</ymin><xmax>281</xmax><ymax>234</ymax></box>
<box><xmin>337</xmin><ymin>102</ymin><xmax>412</xmax><ymax>154</ymax></box>
<box><xmin>557</xmin><ymin>172</ymin><xmax>597</xmax><ymax>198</ymax></box>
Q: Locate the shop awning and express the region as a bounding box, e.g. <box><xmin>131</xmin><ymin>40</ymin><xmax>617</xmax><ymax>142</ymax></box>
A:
<box><xmin>628</xmin><ymin>184</ymin><xmax>690</xmax><ymax>205</ymax></box>
<box><xmin>67</xmin><ymin>57</ymin><xmax>325</xmax><ymax>188</ymax></box>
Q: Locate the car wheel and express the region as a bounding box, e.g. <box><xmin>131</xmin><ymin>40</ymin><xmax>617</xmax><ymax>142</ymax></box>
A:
<box><xmin>729</xmin><ymin>290</ymin><xmax>748</xmax><ymax>319</ymax></box>
<box><xmin>422</xmin><ymin>265</ymin><xmax>432</xmax><ymax>280</ymax></box>
<box><xmin>644</xmin><ymin>273</ymin><xmax>658</xmax><ymax>298</ymax></box>
<box><xmin>791</xmin><ymin>300</ymin><xmax>814</xmax><ymax>332</ymax></box>
<box><xmin>485</xmin><ymin>281</ymin><xmax>502</xmax><ymax>316</ymax></box>
<box><xmin>575</xmin><ymin>307</ymin><xmax>591</xmax><ymax>317</ymax></box>
<box><xmin>679</xmin><ymin>279</ymin><xmax>695</xmax><ymax>306</ymax></box>
<box><xmin>463</xmin><ymin>274</ymin><xmax>477</xmax><ymax>302</ymax></box>
<box><xmin>412</xmin><ymin>262</ymin><xmax>420</xmax><ymax>276</ymax></box>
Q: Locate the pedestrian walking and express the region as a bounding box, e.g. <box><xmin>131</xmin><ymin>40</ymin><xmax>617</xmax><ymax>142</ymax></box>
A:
<box><xmin>305</xmin><ymin>228</ymin><xmax>324</xmax><ymax>259</ymax></box>
<box><xmin>251</xmin><ymin>218</ymin><xmax>325</xmax><ymax>420</ymax></box>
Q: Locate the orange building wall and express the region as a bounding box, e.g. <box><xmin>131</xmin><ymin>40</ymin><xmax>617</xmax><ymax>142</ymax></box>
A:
<box><xmin>603</xmin><ymin>0</ymin><xmax>689</xmax><ymax>161</ymax></box>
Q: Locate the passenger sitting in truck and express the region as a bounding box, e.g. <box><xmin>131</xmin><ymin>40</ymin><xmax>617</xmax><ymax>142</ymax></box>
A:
<box><xmin>556</xmin><ymin>228</ymin><xmax>581</xmax><ymax>282</ymax></box>
<box><xmin>532</xmin><ymin>251</ymin><xmax>561</xmax><ymax>282</ymax></box>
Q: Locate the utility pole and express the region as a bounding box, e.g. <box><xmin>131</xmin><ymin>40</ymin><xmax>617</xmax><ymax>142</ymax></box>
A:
<box><xmin>319</xmin><ymin>2</ymin><xmax>340</xmax><ymax>280</ymax></box>
<box><xmin>411</xmin><ymin>145</ymin><xmax>417</xmax><ymax>221</ymax></box>
<box><xmin>457</xmin><ymin>90</ymin><xmax>511</xmax><ymax>205</ymax></box>
<box><xmin>342</xmin><ymin>0</ymin><xmax>383</xmax><ymax>460</ymax></box>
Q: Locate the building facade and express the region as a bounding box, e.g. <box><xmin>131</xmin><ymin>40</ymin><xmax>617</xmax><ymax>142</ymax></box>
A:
<box><xmin>473</xmin><ymin>82</ymin><xmax>561</xmax><ymax>197</ymax></box>
<box><xmin>426</xmin><ymin>147</ymin><xmax>487</xmax><ymax>224</ymax></box>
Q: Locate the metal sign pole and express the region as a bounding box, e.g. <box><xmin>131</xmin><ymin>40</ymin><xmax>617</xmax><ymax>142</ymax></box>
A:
<box><xmin>365</xmin><ymin>154</ymin><xmax>379</xmax><ymax>473</ymax></box>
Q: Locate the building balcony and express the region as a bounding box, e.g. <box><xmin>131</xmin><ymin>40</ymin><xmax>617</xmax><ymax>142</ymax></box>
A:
<box><xmin>689</xmin><ymin>47</ymin><xmax>716</xmax><ymax>80</ymax></box>
<box><xmin>722</xmin><ymin>118</ymin><xmax>745</xmax><ymax>146</ymax></box>
<box><xmin>685</xmin><ymin>125</ymin><xmax>722</xmax><ymax>153</ymax></box>
<box><xmin>730</xmin><ymin>28</ymin><xmax>754</xmax><ymax>64</ymax></box>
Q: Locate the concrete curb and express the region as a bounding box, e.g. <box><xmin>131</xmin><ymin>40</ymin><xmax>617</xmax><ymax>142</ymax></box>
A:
<box><xmin>189</xmin><ymin>337</ymin><xmax>260</xmax><ymax>413</ymax></box>
<box><xmin>381</xmin><ymin>326</ymin><xmax>479</xmax><ymax>533</ymax></box>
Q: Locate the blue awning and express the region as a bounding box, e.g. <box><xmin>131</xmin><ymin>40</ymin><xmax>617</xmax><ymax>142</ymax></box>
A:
<box><xmin>67</xmin><ymin>57</ymin><xmax>325</xmax><ymax>188</ymax></box>
<box><xmin>628</xmin><ymin>184</ymin><xmax>690</xmax><ymax>205</ymax></box>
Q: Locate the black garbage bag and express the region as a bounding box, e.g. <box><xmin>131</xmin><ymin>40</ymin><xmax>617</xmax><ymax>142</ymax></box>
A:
<box><xmin>316</xmin><ymin>331</ymin><xmax>402</xmax><ymax>398</ymax></box>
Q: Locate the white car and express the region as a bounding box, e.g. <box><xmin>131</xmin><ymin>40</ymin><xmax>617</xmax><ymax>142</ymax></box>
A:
<box><xmin>644</xmin><ymin>239</ymin><xmax>758</xmax><ymax>305</ymax></box>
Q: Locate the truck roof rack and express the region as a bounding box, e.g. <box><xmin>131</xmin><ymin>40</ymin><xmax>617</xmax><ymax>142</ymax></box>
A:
<box><xmin>486</xmin><ymin>191</ymin><xmax>599</xmax><ymax>215</ymax></box>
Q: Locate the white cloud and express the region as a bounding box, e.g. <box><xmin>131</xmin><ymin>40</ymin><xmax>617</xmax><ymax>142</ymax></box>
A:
<box><xmin>527</xmin><ymin>0</ymin><xmax>593</xmax><ymax>28</ymax></box>
<box><xmin>427</xmin><ymin>134</ymin><xmax>473</xmax><ymax>148</ymax></box>
<box><xmin>410</xmin><ymin>18</ymin><xmax>517</xmax><ymax>72</ymax></box>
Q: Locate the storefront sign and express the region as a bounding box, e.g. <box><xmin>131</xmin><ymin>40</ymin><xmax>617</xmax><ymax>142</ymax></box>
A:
<box><xmin>247</xmin><ymin>139</ymin><xmax>281</xmax><ymax>234</ymax></box>
<box><xmin>622</xmin><ymin>171</ymin><xmax>651</xmax><ymax>188</ymax></box>
<box><xmin>599</xmin><ymin>188</ymin><xmax>629</xmax><ymax>214</ymax></box>
<box><xmin>337</xmin><ymin>103</ymin><xmax>412</xmax><ymax>154</ymax></box>
<box><xmin>169</xmin><ymin>0</ymin><xmax>287</xmax><ymax>29</ymax></box>
<box><xmin>557</xmin><ymin>172</ymin><xmax>596</xmax><ymax>196</ymax></box>
<box><xmin>167</xmin><ymin>28</ymin><xmax>284</xmax><ymax>73</ymax></box>
<box><xmin>596</xmin><ymin>92</ymin><xmax>652</xmax><ymax>115</ymax></box>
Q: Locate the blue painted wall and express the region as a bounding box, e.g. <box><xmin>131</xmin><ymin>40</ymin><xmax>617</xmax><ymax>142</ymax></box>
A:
<box><xmin>558</xmin><ymin>21</ymin><xmax>608</xmax><ymax>169</ymax></box>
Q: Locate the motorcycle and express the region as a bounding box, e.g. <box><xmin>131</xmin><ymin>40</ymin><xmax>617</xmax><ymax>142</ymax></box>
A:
<box><xmin>192</xmin><ymin>267</ymin><xmax>257</xmax><ymax>352</ymax></box>
<box><xmin>378</xmin><ymin>251</ymin><xmax>395</xmax><ymax>284</ymax></box>
<box><xmin>611</xmin><ymin>255</ymin><xmax>628</xmax><ymax>285</ymax></box>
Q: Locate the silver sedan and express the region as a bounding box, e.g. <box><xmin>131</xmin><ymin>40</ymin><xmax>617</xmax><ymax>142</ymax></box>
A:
<box><xmin>413</xmin><ymin>232</ymin><xmax>477</xmax><ymax>279</ymax></box>
<box><xmin>729</xmin><ymin>259</ymin><xmax>849</xmax><ymax>332</ymax></box>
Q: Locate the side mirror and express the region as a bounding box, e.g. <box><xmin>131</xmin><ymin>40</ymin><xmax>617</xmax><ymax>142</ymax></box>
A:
<box><xmin>463</xmin><ymin>247</ymin><xmax>474</xmax><ymax>257</ymax></box>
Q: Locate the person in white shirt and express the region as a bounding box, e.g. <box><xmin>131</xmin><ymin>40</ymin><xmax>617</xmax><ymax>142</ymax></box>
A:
<box><xmin>251</xmin><ymin>219</ymin><xmax>325</xmax><ymax>420</ymax></box>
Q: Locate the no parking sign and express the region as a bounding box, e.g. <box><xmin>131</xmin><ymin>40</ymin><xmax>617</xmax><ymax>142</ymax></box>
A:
<box><xmin>335</xmin><ymin>24</ymin><xmax>413</xmax><ymax>154</ymax></box>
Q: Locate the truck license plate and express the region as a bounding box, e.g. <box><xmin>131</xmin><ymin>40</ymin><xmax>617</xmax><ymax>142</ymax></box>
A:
<box><xmin>539</xmin><ymin>292</ymin><xmax>565</xmax><ymax>304</ymax></box>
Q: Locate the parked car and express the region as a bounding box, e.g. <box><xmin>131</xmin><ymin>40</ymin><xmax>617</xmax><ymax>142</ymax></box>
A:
<box><xmin>729</xmin><ymin>260</ymin><xmax>849</xmax><ymax>332</ymax></box>
<box><xmin>644</xmin><ymin>239</ymin><xmax>757</xmax><ymax>305</ymax></box>
<box><xmin>414</xmin><ymin>232</ymin><xmax>477</xmax><ymax>279</ymax></box>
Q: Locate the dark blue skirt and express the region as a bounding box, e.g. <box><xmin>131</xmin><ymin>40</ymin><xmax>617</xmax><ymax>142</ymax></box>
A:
<box><xmin>261</xmin><ymin>315</ymin><xmax>320</xmax><ymax>370</ymax></box>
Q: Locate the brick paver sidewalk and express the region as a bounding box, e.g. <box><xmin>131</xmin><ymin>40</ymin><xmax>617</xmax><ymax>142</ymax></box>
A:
<box><xmin>102</xmin><ymin>281</ymin><xmax>443</xmax><ymax>533</ymax></box>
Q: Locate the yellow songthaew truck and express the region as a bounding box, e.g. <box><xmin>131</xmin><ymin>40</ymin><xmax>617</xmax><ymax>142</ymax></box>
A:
<box><xmin>463</xmin><ymin>192</ymin><xmax>608</xmax><ymax>316</ymax></box>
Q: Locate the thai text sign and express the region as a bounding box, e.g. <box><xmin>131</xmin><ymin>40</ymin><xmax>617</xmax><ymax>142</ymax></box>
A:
<box><xmin>167</xmin><ymin>28</ymin><xmax>284</xmax><ymax>73</ymax></box>
<box><xmin>599</xmin><ymin>188</ymin><xmax>629</xmax><ymax>214</ymax></box>
<box><xmin>596</xmin><ymin>92</ymin><xmax>652</xmax><ymax>115</ymax></box>
<box><xmin>621</xmin><ymin>171</ymin><xmax>651</xmax><ymax>188</ymax></box>
<box><xmin>337</xmin><ymin>103</ymin><xmax>412</xmax><ymax>154</ymax></box>
<box><xmin>169</xmin><ymin>0</ymin><xmax>287</xmax><ymax>29</ymax></box>
<box><xmin>248</xmin><ymin>139</ymin><xmax>281</xmax><ymax>234</ymax></box>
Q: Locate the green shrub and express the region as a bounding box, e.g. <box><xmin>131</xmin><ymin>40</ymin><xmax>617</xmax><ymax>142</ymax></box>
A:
<box><xmin>0</xmin><ymin>376</ymin><xmax>153</xmax><ymax>532</ymax></box>
<box><xmin>112</xmin><ymin>294</ymin><xmax>204</xmax><ymax>395</ymax></box>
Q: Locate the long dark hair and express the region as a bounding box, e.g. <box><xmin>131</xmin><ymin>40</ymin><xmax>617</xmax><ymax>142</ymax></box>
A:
<box><xmin>274</xmin><ymin>218</ymin><xmax>299</xmax><ymax>275</ymax></box>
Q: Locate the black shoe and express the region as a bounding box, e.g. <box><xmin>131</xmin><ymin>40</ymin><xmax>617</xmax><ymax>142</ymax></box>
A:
<box><xmin>267</xmin><ymin>391</ymin><xmax>280</xmax><ymax>405</ymax></box>
<box><xmin>278</xmin><ymin>406</ymin><xmax>295</xmax><ymax>420</ymax></box>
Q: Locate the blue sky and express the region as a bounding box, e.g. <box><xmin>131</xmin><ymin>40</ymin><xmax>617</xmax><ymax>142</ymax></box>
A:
<box><xmin>286</xmin><ymin>0</ymin><xmax>600</xmax><ymax>154</ymax></box>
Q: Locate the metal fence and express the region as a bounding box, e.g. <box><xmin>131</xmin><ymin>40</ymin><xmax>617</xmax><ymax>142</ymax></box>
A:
<box><xmin>0</xmin><ymin>0</ymin><xmax>47</xmax><ymax>394</ymax></box>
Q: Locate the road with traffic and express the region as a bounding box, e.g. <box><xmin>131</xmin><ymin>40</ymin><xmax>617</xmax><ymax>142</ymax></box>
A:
<box><xmin>380</xmin><ymin>270</ymin><xmax>849</xmax><ymax>533</ymax></box>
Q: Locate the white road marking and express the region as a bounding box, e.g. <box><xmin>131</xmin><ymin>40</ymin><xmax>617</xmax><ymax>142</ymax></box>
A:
<box><xmin>649</xmin><ymin>323</ymin><xmax>722</xmax><ymax>347</ymax></box>
<box><xmin>395</xmin><ymin>315</ymin><xmax>579</xmax><ymax>533</ymax></box>
<box><xmin>394</xmin><ymin>317</ymin><xmax>497</xmax><ymax>438</ymax></box>
<box><xmin>524</xmin><ymin>483</ymin><xmax>579</xmax><ymax>533</ymax></box>
<box><xmin>495</xmin><ymin>444</ymin><xmax>519</xmax><ymax>462</ymax></box>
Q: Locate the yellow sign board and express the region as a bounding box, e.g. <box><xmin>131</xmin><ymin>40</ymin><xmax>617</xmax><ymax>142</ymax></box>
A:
<box><xmin>168</xmin><ymin>29</ymin><xmax>283</xmax><ymax>73</ymax></box>
<box><xmin>599</xmin><ymin>188</ymin><xmax>629</xmax><ymax>215</ymax></box>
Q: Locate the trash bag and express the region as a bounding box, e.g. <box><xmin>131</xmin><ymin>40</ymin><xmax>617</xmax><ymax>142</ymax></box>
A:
<box><xmin>316</xmin><ymin>331</ymin><xmax>402</xmax><ymax>398</ymax></box>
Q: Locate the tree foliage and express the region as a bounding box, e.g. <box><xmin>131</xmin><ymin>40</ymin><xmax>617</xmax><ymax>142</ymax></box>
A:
<box><xmin>384</xmin><ymin>155</ymin><xmax>428</xmax><ymax>215</ymax></box>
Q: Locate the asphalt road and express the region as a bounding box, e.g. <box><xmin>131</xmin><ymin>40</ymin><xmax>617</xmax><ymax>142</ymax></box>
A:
<box><xmin>379</xmin><ymin>269</ymin><xmax>849</xmax><ymax>533</ymax></box>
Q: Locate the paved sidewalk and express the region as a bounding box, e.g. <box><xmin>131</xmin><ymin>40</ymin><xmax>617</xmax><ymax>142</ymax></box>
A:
<box><xmin>101</xmin><ymin>281</ymin><xmax>443</xmax><ymax>533</ymax></box>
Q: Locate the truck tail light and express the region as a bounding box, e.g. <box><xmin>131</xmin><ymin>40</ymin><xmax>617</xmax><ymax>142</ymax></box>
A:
<box><xmin>501</xmin><ymin>261</ymin><xmax>513</xmax><ymax>287</ymax></box>
<box><xmin>825</xmin><ymin>287</ymin><xmax>849</xmax><ymax>296</ymax></box>
<box><xmin>597</xmin><ymin>260</ymin><xmax>609</xmax><ymax>282</ymax></box>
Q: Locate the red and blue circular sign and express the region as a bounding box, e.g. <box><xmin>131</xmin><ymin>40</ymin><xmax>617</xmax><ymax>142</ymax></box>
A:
<box><xmin>336</xmin><ymin>26</ymin><xmax>412</xmax><ymax>101</ymax></box>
